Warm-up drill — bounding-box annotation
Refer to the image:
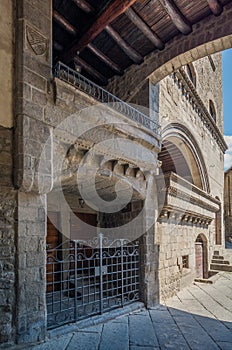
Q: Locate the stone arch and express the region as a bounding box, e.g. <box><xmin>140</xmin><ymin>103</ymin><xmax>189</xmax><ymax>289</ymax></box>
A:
<box><xmin>186</xmin><ymin>63</ymin><xmax>196</xmax><ymax>87</ymax></box>
<box><xmin>195</xmin><ymin>233</ymin><xmax>208</xmax><ymax>279</ymax></box>
<box><xmin>160</xmin><ymin>123</ymin><xmax>210</xmax><ymax>193</ymax></box>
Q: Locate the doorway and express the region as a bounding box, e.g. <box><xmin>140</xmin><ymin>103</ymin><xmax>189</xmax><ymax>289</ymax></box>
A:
<box><xmin>195</xmin><ymin>234</ymin><xmax>208</xmax><ymax>279</ymax></box>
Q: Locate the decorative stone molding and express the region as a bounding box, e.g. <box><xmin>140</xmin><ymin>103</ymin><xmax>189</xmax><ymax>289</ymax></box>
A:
<box><xmin>171</xmin><ymin>69</ymin><xmax>227</xmax><ymax>153</ymax></box>
<box><xmin>161</xmin><ymin>123</ymin><xmax>211</xmax><ymax>193</ymax></box>
<box><xmin>158</xmin><ymin>208</ymin><xmax>213</xmax><ymax>227</ymax></box>
<box><xmin>156</xmin><ymin>172</ymin><xmax>220</xmax><ymax>225</ymax></box>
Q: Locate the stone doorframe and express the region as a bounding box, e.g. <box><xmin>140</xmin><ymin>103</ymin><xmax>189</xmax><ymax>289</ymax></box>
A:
<box><xmin>195</xmin><ymin>234</ymin><xmax>208</xmax><ymax>279</ymax></box>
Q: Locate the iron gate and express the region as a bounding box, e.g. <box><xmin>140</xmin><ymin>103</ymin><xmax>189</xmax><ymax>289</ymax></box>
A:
<box><xmin>46</xmin><ymin>234</ymin><xmax>140</xmax><ymax>329</ymax></box>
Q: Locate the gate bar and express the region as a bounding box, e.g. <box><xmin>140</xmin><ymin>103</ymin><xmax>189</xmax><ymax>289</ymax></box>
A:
<box><xmin>74</xmin><ymin>240</ymin><xmax>78</xmax><ymax>321</ymax></box>
<box><xmin>99</xmin><ymin>233</ymin><xmax>103</xmax><ymax>314</ymax></box>
<box><xmin>120</xmin><ymin>239</ymin><xmax>124</xmax><ymax>306</ymax></box>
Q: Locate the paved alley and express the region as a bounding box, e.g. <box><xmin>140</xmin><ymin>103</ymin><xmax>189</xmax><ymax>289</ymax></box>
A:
<box><xmin>23</xmin><ymin>272</ymin><xmax>232</xmax><ymax>350</ymax></box>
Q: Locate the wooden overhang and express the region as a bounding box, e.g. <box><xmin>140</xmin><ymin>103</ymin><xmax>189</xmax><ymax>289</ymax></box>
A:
<box><xmin>53</xmin><ymin>0</ymin><xmax>231</xmax><ymax>86</ymax></box>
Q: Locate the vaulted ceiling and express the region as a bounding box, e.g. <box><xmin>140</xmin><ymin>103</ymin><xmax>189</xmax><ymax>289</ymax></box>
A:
<box><xmin>53</xmin><ymin>0</ymin><xmax>231</xmax><ymax>86</ymax></box>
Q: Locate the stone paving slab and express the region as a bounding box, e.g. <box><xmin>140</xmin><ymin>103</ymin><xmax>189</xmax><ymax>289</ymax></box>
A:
<box><xmin>67</xmin><ymin>332</ymin><xmax>101</xmax><ymax>350</ymax></box>
<box><xmin>99</xmin><ymin>320</ymin><xmax>129</xmax><ymax>350</ymax></box>
<box><xmin>14</xmin><ymin>272</ymin><xmax>232</xmax><ymax>350</ymax></box>
<box><xmin>129</xmin><ymin>312</ymin><xmax>159</xmax><ymax>348</ymax></box>
<box><xmin>153</xmin><ymin>321</ymin><xmax>190</xmax><ymax>350</ymax></box>
<box><xmin>28</xmin><ymin>333</ymin><xmax>73</xmax><ymax>350</ymax></box>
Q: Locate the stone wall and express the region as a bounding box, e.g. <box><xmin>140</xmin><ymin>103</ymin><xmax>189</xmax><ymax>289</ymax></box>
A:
<box><xmin>193</xmin><ymin>53</ymin><xmax>223</xmax><ymax>133</ymax></box>
<box><xmin>16</xmin><ymin>192</ymin><xmax>46</xmax><ymax>344</ymax></box>
<box><xmin>0</xmin><ymin>0</ymin><xmax>13</xmax><ymax>128</ymax></box>
<box><xmin>155</xmin><ymin>55</ymin><xmax>224</xmax><ymax>300</ymax></box>
<box><xmin>0</xmin><ymin>126</ymin><xmax>16</xmax><ymax>344</ymax></box>
<box><xmin>155</xmin><ymin>220</ymin><xmax>213</xmax><ymax>301</ymax></box>
<box><xmin>224</xmin><ymin>169</ymin><xmax>232</xmax><ymax>241</ymax></box>
<box><xmin>159</xmin><ymin>62</ymin><xmax>224</xmax><ymax>203</ymax></box>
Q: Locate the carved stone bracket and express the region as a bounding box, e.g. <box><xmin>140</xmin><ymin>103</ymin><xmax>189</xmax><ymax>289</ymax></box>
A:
<box><xmin>158</xmin><ymin>209</ymin><xmax>212</xmax><ymax>227</ymax></box>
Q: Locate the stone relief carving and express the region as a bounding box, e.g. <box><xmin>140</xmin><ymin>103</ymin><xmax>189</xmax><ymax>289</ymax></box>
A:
<box><xmin>26</xmin><ymin>25</ymin><xmax>48</xmax><ymax>56</ymax></box>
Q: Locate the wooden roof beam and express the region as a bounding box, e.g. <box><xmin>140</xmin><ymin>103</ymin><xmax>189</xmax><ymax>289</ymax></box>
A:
<box><xmin>158</xmin><ymin>0</ymin><xmax>192</xmax><ymax>35</ymax></box>
<box><xmin>53</xmin><ymin>10</ymin><xmax>77</xmax><ymax>36</ymax></box>
<box><xmin>125</xmin><ymin>8</ymin><xmax>164</xmax><ymax>50</ymax></box>
<box><xmin>54</xmin><ymin>9</ymin><xmax>123</xmax><ymax>74</ymax></box>
<box><xmin>87</xmin><ymin>43</ymin><xmax>123</xmax><ymax>74</ymax></box>
<box><xmin>72</xmin><ymin>0</ymin><xmax>95</xmax><ymax>14</ymax></box>
<box><xmin>74</xmin><ymin>56</ymin><xmax>108</xmax><ymax>84</ymax></box>
<box><xmin>207</xmin><ymin>0</ymin><xmax>223</xmax><ymax>16</ymax></box>
<box><xmin>62</xmin><ymin>0</ymin><xmax>137</xmax><ymax>62</ymax></box>
<box><xmin>105</xmin><ymin>25</ymin><xmax>143</xmax><ymax>64</ymax></box>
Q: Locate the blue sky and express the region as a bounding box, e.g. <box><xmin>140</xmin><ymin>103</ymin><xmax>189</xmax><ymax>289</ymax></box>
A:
<box><xmin>223</xmin><ymin>48</ymin><xmax>232</xmax><ymax>170</ymax></box>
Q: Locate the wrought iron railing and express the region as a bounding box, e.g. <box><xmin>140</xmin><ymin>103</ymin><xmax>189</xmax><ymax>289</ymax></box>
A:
<box><xmin>54</xmin><ymin>62</ymin><xmax>160</xmax><ymax>135</ymax></box>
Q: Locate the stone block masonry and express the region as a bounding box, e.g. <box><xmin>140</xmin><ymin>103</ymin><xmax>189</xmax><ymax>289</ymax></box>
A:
<box><xmin>0</xmin><ymin>126</ymin><xmax>17</xmax><ymax>344</ymax></box>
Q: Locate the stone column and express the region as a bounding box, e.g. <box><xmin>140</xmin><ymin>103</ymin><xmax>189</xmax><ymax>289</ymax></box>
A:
<box><xmin>14</xmin><ymin>0</ymin><xmax>52</xmax><ymax>344</ymax></box>
<box><xmin>16</xmin><ymin>193</ymin><xmax>46</xmax><ymax>344</ymax></box>
<box><xmin>140</xmin><ymin>173</ymin><xmax>160</xmax><ymax>307</ymax></box>
<box><xmin>0</xmin><ymin>127</ymin><xmax>17</xmax><ymax>344</ymax></box>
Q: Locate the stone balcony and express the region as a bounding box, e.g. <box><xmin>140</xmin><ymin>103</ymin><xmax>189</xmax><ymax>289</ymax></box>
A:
<box><xmin>47</xmin><ymin>62</ymin><xmax>162</xmax><ymax>197</ymax></box>
<box><xmin>53</xmin><ymin>62</ymin><xmax>161</xmax><ymax>152</ymax></box>
<box><xmin>156</xmin><ymin>172</ymin><xmax>220</xmax><ymax>227</ymax></box>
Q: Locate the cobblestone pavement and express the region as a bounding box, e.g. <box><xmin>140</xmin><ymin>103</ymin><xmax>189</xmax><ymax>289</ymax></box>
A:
<box><xmin>26</xmin><ymin>272</ymin><xmax>232</xmax><ymax>350</ymax></box>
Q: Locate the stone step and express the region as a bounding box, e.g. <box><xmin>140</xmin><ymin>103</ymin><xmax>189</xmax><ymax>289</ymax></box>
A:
<box><xmin>211</xmin><ymin>259</ymin><xmax>230</xmax><ymax>265</ymax></box>
<box><xmin>208</xmin><ymin>270</ymin><xmax>219</xmax><ymax>278</ymax></box>
<box><xmin>212</xmin><ymin>255</ymin><xmax>224</xmax><ymax>260</ymax></box>
<box><xmin>194</xmin><ymin>278</ymin><xmax>213</xmax><ymax>284</ymax></box>
<box><xmin>210</xmin><ymin>264</ymin><xmax>232</xmax><ymax>272</ymax></box>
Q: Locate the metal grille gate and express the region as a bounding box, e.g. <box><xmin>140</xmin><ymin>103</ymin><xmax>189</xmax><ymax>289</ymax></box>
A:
<box><xmin>46</xmin><ymin>234</ymin><xmax>140</xmax><ymax>329</ymax></box>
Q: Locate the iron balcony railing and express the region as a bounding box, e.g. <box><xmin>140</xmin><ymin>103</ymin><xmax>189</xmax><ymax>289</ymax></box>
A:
<box><xmin>54</xmin><ymin>62</ymin><xmax>160</xmax><ymax>135</ymax></box>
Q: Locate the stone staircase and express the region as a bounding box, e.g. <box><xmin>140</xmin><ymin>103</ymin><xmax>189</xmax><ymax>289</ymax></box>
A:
<box><xmin>209</xmin><ymin>250</ymin><xmax>232</xmax><ymax>276</ymax></box>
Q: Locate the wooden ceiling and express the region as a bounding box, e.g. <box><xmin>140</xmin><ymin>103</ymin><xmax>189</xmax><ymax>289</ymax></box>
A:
<box><xmin>53</xmin><ymin>0</ymin><xmax>230</xmax><ymax>86</ymax></box>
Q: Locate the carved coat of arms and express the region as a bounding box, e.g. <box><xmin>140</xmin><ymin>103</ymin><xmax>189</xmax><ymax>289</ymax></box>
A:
<box><xmin>26</xmin><ymin>25</ymin><xmax>48</xmax><ymax>56</ymax></box>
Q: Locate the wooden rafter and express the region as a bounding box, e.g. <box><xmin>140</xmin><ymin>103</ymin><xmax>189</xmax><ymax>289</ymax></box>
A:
<box><xmin>105</xmin><ymin>25</ymin><xmax>143</xmax><ymax>64</ymax></box>
<box><xmin>125</xmin><ymin>8</ymin><xmax>164</xmax><ymax>50</ymax></box>
<box><xmin>72</xmin><ymin>0</ymin><xmax>95</xmax><ymax>14</ymax></box>
<box><xmin>87</xmin><ymin>43</ymin><xmax>123</xmax><ymax>74</ymax></box>
<box><xmin>207</xmin><ymin>0</ymin><xmax>223</xmax><ymax>16</ymax></box>
<box><xmin>53</xmin><ymin>10</ymin><xmax>77</xmax><ymax>36</ymax></box>
<box><xmin>53</xmin><ymin>8</ymin><xmax>123</xmax><ymax>74</ymax></box>
<box><xmin>158</xmin><ymin>0</ymin><xmax>192</xmax><ymax>35</ymax></box>
<box><xmin>74</xmin><ymin>56</ymin><xmax>108</xmax><ymax>84</ymax></box>
<box><xmin>62</xmin><ymin>0</ymin><xmax>137</xmax><ymax>62</ymax></box>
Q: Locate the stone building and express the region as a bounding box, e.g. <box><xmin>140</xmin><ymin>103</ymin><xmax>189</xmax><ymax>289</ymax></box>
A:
<box><xmin>1</xmin><ymin>0</ymin><xmax>232</xmax><ymax>347</ymax></box>
<box><xmin>224</xmin><ymin>166</ymin><xmax>232</xmax><ymax>242</ymax></box>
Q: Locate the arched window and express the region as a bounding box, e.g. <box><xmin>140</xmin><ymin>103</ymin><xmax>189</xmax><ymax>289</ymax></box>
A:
<box><xmin>209</xmin><ymin>100</ymin><xmax>216</xmax><ymax>122</ymax></box>
<box><xmin>186</xmin><ymin>63</ymin><xmax>196</xmax><ymax>87</ymax></box>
